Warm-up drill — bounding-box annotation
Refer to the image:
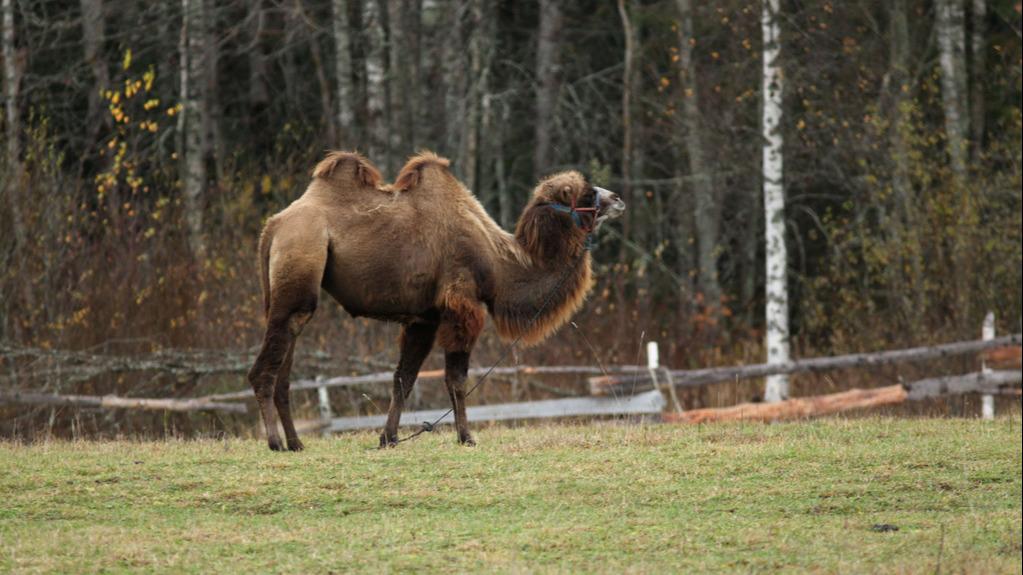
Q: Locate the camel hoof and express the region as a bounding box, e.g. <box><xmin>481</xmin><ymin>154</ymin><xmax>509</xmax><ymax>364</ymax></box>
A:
<box><xmin>459</xmin><ymin>435</ymin><xmax>476</xmax><ymax>447</ymax></box>
<box><xmin>287</xmin><ymin>439</ymin><xmax>305</xmax><ymax>452</ymax></box>
<box><xmin>267</xmin><ymin>438</ymin><xmax>285</xmax><ymax>452</ymax></box>
<box><xmin>379</xmin><ymin>433</ymin><xmax>398</xmax><ymax>449</ymax></box>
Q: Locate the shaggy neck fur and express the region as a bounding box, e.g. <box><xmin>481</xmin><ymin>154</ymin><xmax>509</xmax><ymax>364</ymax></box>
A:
<box><xmin>490</xmin><ymin>201</ymin><xmax>593</xmax><ymax>346</ymax></box>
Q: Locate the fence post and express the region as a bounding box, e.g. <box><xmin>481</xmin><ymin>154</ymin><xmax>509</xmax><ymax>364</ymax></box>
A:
<box><xmin>981</xmin><ymin>312</ymin><xmax>995</xmax><ymax>420</ymax></box>
<box><xmin>316</xmin><ymin>375</ymin><xmax>332</xmax><ymax>436</ymax></box>
<box><xmin>648</xmin><ymin>341</ymin><xmax>683</xmax><ymax>414</ymax></box>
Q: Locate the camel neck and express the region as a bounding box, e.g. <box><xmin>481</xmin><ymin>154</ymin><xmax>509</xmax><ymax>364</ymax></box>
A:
<box><xmin>490</xmin><ymin>249</ymin><xmax>593</xmax><ymax>347</ymax></box>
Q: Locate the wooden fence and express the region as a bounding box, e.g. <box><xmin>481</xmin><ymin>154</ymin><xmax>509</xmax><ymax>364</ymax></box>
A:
<box><xmin>3</xmin><ymin>323</ymin><xmax>1020</xmax><ymax>428</ymax></box>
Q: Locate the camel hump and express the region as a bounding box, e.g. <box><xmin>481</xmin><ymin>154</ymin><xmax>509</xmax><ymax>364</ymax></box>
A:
<box><xmin>312</xmin><ymin>150</ymin><xmax>382</xmax><ymax>188</ymax></box>
<box><xmin>393</xmin><ymin>151</ymin><xmax>453</xmax><ymax>192</ymax></box>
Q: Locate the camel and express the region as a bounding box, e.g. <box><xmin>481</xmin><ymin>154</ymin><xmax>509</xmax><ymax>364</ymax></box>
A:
<box><xmin>247</xmin><ymin>150</ymin><xmax>625</xmax><ymax>451</ymax></box>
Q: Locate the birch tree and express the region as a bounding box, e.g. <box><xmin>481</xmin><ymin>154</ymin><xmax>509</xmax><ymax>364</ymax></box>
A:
<box><xmin>936</xmin><ymin>0</ymin><xmax>969</xmax><ymax>180</ymax></box>
<box><xmin>2</xmin><ymin>0</ymin><xmax>27</xmax><ymax>251</ymax></box>
<box><xmin>675</xmin><ymin>0</ymin><xmax>722</xmax><ymax>317</ymax></box>
<box><xmin>761</xmin><ymin>0</ymin><xmax>788</xmax><ymax>402</ymax></box>
<box><xmin>333</xmin><ymin>0</ymin><xmax>354</xmax><ymax>147</ymax></box>
<box><xmin>180</xmin><ymin>0</ymin><xmax>206</xmax><ymax>259</ymax></box>
<box><xmin>534</xmin><ymin>0</ymin><xmax>562</xmax><ymax>180</ymax></box>
<box><xmin>363</xmin><ymin>0</ymin><xmax>389</xmax><ymax>171</ymax></box>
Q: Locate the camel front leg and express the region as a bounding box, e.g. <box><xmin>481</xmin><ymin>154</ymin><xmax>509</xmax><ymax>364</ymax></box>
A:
<box><xmin>380</xmin><ymin>322</ymin><xmax>438</xmax><ymax>448</ymax></box>
<box><xmin>437</xmin><ymin>288</ymin><xmax>484</xmax><ymax>446</ymax></box>
<box><xmin>444</xmin><ymin>351</ymin><xmax>474</xmax><ymax>446</ymax></box>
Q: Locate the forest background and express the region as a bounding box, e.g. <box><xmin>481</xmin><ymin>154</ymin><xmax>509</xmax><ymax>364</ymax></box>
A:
<box><xmin>1</xmin><ymin>0</ymin><xmax>1020</xmax><ymax>436</ymax></box>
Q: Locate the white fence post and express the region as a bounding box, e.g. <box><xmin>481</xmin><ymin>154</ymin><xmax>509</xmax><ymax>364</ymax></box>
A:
<box><xmin>648</xmin><ymin>341</ymin><xmax>682</xmax><ymax>414</ymax></box>
<box><xmin>316</xmin><ymin>375</ymin><xmax>332</xmax><ymax>436</ymax></box>
<box><xmin>981</xmin><ymin>312</ymin><xmax>995</xmax><ymax>420</ymax></box>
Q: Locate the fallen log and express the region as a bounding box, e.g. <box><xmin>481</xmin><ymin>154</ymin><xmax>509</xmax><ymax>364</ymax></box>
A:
<box><xmin>590</xmin><ymin>334</ymin><xmax>1022</xmax><ymax>396</ymax></box>
<box><xmin>664</xmin><ymin>385</ymin><xmax>908</xmax><ymax>424</ymax></box>
<box><xmin>981</xmin><ymin>346</ymin><xmax>1022</xmax><ymax>369</ymax></box>
<box><xmin>663</xmin><ymin>370</ymin><xmax>1020</xmax><ymax>424</ymax></box>
<box><xmin>0</xmin><ymin>391</ymin><xmax>247</xmax><ymax>413</ymax></box>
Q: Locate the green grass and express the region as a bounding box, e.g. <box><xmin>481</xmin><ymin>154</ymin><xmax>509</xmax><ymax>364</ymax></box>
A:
<box><xmin>1</xmin><ymin>418</ymin><xmax>1021</xmax><ymax>574</ymax></box>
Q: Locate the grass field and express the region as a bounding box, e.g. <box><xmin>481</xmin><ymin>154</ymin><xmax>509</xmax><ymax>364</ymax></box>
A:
<box><xmin>1</xmin><ymin>417</ymin><xmax>1021</xmax><ymax>573</ymax></box>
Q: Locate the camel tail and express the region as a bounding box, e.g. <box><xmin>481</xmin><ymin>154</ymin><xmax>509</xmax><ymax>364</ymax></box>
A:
<box><xmin>257</xmin><ymin>222</ymin><xmax>274</xmax><ymax>318</ymax></box>
<box><xmin>312</xmin><ymin>150</ymin><xmax>382</xmax><ymax>188</ymax></box>
<box><xmin>394</xmin><ymin>151</ymin><xmax>452</xmax><ymax>192</ymax></box>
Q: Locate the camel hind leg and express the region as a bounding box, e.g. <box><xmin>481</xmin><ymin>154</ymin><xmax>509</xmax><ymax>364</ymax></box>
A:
<box><xmin>380</xmin><ymin>322</ymin><xmax>438</xmax><ymax>447</ymax></box>
<box><xmin>274</xmin><ymin>341</ymin><xmax>303</xmax><ymax>451</ymax></box>
<box><xmin>248</xmin><ymin>300</ymin><xmax>316</xmax><ymax>451</ymax></box>
<box><xmin>248</xmin><ymin>231</ymin><xmax>326</xmax><ymax>452</ymax></box>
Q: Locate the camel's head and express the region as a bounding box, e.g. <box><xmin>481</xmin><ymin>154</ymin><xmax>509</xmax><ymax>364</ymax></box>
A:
<box><xmin>533</xmin><ymin>171</ymin><xmax>626</xmax><ymax>232</ymax></box>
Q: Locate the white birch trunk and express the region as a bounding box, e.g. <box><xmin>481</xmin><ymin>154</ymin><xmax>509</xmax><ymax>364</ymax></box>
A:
<box><xmin>333</xmin><ymin>0</ymin><xmax>354</xmax><ymax>146</ymax></box>
<box><xmin>180</xmin><ymin>0</ymin><xmax>206</xmax><ymax>259</ymax></box>
<box><xmin>936</xmin><ymin>0</ymin><xmax>968</xmax><ymax>179</ymax></box>
<box><xmin>363</xmin><ymin>0</ymin><xmax>388</xmax><ymax>170</ymax></box>
<box><xmin>761</xmin><ymin>0</ymin><xmax>789</xmax><ymax>402</ymax></box>
<box><xmin>2</xmin><ymin>0</ymin><xmax>27</xmax><ymax>250</ymax></box>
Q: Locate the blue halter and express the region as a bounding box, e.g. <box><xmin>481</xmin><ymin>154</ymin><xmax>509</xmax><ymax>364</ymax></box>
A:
<box><xmin>548</xmin><ymin>190</ymin><xmax>601</xmax><ymax>250</ymax></box>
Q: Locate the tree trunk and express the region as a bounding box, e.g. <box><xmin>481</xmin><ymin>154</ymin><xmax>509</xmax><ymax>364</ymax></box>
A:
<box><xmin>887</xmin><ymin>0</ymin><xmax>913</xmax><ymax>208</ymax></box>
<box><xmin>363</xmin><ymin>0</ymin><xmax>389</xmax><ymax>171</ymax></box>
<box><xmin>180</xmin><ymin>0</ymin><xmax>206</xmax><ymax>259</ymax></box>
<box><xmin>968</xmin><ymin>0</ymin><xmax>985</xmax><ymax>159</ymax></box>
<box><xmin>441</xmin><ymin>1</ymin><xmax>465</xmax><ymax>165</ymax></box>
<box><xmin>1</xmin><ymin>0</ymin><xmax>26</xmax><ymax>251</ymax></box>
<box><xmin>202</xmin><ymin>0</ymin><xmax>223</xmax><ymax>183</ymax></box>
<box><xmin>533</xmin><ymin>0</ymin><xmax>562</xmax><ymax>180</ymax></box>
<box><xmin>461</xmin><ymin>0</ymin><xmax>487</xmax><ymax>192</ymax></box>
<box><xmin>247</xmin><ymin>0</ymin><xmax>270</xmax><ymax>155</ymax></box>
<box><xmin>761</xmin><ymin>0</ymin><xmax>789</xmax><ymax>402</ymax></box>
<box><xmin>495</xmin><ymin>99</ymin><xmax>514</xmax><ymax>228</ymax></box>
<box><xmin>80</xmin><ymin>0</ymin><xmax>109</xmax><ymax>159</ymax></box>
<box><xmin>676</xmin><ymin>0</ymin><xmax>722</xmax><ymax>318</ymax></box>
<box><xmin>936</xmin><ymin>0</ymin><xmax>968</xmax><ymax>179</ymax></box>
<box><xmin>293</xmin><ymin>0</ymin><xmax>335</xmax><ymax>146</ymax></box>
<box><xmin>617</xmin><ymin>0</ymin><xmax>634</xmax><ymax>213</ymax></box>
<box><xmin>333</xmin><ymin>0</ymin><xmax>354</xmax><ymax>147</ymax></box>
<box><xmin>388</xmin><ymin>0</ymin><xmax>418</xmax><ymax>158</ymax></box>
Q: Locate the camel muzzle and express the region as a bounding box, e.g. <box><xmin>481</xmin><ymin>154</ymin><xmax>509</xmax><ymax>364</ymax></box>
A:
<box><xmin>594</xmin><ymin>186</ymin><xmax>625</xmax><ymax>223</ymax></box>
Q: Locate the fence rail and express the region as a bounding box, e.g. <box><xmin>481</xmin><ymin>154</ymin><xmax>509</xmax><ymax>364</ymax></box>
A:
<box><xmin>0</xmin><ymin>391</ymin><xmax>246</xmax><ymax>413</ymax></box>
<box><xmin>326</xmin><ymin>389</ymin><xmax>666</xmax><ymax>432</ymax></box>
<box><xmin>589</xmin><ymin>334</ymin><xmax>1022</xmax><ymax>396</ymax></box>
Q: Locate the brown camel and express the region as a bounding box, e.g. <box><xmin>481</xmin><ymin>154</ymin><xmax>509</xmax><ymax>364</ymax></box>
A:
<box><xmin>247</xmin><ymin>150</ymin><xmax>625</xmax><ymax>451</ymax></box>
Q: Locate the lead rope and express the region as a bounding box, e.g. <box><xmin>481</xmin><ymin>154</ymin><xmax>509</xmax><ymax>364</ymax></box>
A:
<box><xmin>396</xmin><ymin>238</ymin><xmax>592</xmax><ymax>443</ymax></box>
